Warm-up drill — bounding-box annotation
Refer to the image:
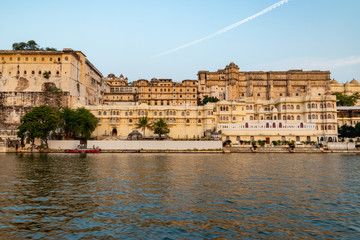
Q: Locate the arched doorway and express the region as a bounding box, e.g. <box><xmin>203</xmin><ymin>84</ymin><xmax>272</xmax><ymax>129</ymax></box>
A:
<box><xmin>112</xmin><ymin>128</ymin><xmax>117</xmax><ymax>136</ymax></box>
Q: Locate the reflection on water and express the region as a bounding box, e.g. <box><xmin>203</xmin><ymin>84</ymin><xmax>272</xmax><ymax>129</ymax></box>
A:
<box><xmin>0</xmin><ymin>153</ymin><xmax>359</xmax><ymax>239</ymax></box>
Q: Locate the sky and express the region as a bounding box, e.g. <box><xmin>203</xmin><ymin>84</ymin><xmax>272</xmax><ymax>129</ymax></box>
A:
<box><xmin>0</xmin><ymin>0</ymin><xmax>359</xmax><ymax>83</ymax></box>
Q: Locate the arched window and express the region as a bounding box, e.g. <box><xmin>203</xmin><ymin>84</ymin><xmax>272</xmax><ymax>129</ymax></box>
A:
<box><xmin>291</xmin><ymin>105</ymin><xmax>294</xmax><ymax>110</ymax></box>
<box><xmin>186</xmin><ymin>111</ymin><xmax>190</xmax><ymax>116</ymax></box>
<box><xmin>186</xmin><ymin>119</ymin><xmax>190</xmax><ymax>123</ymax></box>
<box><xmin>300</xmin><ymin>122</ymin><xmax>304</xmax><ymax>128</ymax></box>
<box><xmin>297</xmin><ymin>115</ymin><xmax>300</xmax><ymax>120</ymax></box>
<box><xmin>159</xmin><ymin>112</ymin><xmax>163</xmax><ymax>116</ymax></box>
<box><xmin>198</xmin><ymin>111</ymin><xmax>201</xmax><ymax>116</ymax></box>
<box><xmin>154</xmin><ymin>111</ymin><xmax>157</xmax><ymax>116</ymax></box>
<box><xmin>181</xmin><ymin>112</ymin><xmax>185</xmax><ymax>116</ymax></box>
<box><xmin>272</xmin><ymin>123</ymin><xmax>276</xmax><ymax>128</ymax></box>
<box><xmin>98</xmin><ymin>111</ymin><xmax>101</xmax><ymax>115</ymax></box>
<box><xmin>307</xmin><ymin>104</ymin><xmax>311</xmax><ymax>108</ymax></box>
<box><xmin>312</xmin><ymin>114</ymin><xmax>316</xmax><ymax>119</ymax></box>
<box><xmin>103</xmin><ymin>111</ymin><xmax>107</xmax><ymax>116</ymax></box>
<box><xmin>321</xmin><ymin>125</ymin><xmax>324</xmax><ymax>130</ymax></box>
<box><xmin>198</xmin><ymin>119</ymin><xmax>201</xmax><ymax>123</ymax></box>
<box><xmin>279</xmin><ymin>123</ymin><xmax>283</xmax><ymax>128</ymax></box>
<box><xmin>328</xmin><ymin>114</ymin><xmax>331</xmax><ymax>119</ymax></box>
<box><xmin>291</xmin><ymin>116</ymin><xmax>294</xmax><ymax>120</ymax></box>
<box><xmin>266</xmin><ymin>123</ymin><xmax>269</xmax><ymax>128</ymax></box>
<box><xmin>283</xmin><ymin>116</ymin><xmax>286</xmax><ymax>120</ymax></box>
<box><xmin>246</xmin><ymin>106</ymin><xmax>249</xmax><ymax>110</ymax></box>
<box><xmin>296</xmin><ymin>105</ymin><xmax>300</xmax><ymax>109</ymax></box>
<box><xmin>250</xmin><ymin>116</ymin><xmax>253</xmax><ymax>120</ymax></box>
<box><xmin>296</xmin><ymin>136</ymin><xmax>300</xmax><ymax>141</ymax></box>
<box><xmin>308</xmin><ymin>114</ymin><xmax>311</xmax><ymax>119</ymax></box>
<box><xmin>245</xmin><ymin>123</ymin><xmax>249</xmax><ymax>128</ymax></box>
<box><xmin>328</xmin><ymin>125</ymin><xmax>332</xmax><ymax>130</ymax></box>
<box><xmin>287</xmin><ymin>115</ymin><xmax>291</xmax><ymax>120</ymax></box>
<box><xmin>327</xmin><ymin>103</ymin><xmax>331</xmax><ymax>108</ymax></box>
<box><xmin>282</xmin><ymin>105</ymin><xmax>286</xmax><ymax>110</ymax></box>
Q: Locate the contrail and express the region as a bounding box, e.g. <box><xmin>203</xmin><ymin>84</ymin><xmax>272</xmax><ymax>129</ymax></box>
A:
<box><xmin>154</xmin><ymin>0</ymin><xmax>289</xmax><ymax>57</ymax></box>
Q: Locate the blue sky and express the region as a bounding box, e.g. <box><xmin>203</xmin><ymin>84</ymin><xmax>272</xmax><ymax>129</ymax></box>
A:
<box><xmin>0</xmin><ymin>0</ymin><xmax>359</xmax><ymax>83</ymax></box>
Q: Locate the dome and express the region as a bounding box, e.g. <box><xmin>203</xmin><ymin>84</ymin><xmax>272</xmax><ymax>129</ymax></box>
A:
<box><xmin>330</xmin><ymin>79</ymin><xmax>339</xmax><ymax>84</ymax></box>
<box><xmin>350</xmin><ymin>78</ymin><xmax>359</xmax><ymax>84</ymax></box>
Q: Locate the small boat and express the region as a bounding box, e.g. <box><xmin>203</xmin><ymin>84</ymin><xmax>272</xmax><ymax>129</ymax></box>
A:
<box><xmin>65</xmin><ymin>145</ymin><xmax>101</xmax><ymax>154</ymax></box>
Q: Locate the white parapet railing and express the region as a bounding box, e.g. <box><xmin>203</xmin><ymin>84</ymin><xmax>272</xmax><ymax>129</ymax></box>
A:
<box><xmin>218</xmin><ymin>121</ymin><xmax>316</xmax><ymax>131</ymax></box>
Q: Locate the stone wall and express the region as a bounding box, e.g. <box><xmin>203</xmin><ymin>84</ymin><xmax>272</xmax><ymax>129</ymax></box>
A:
<box><xmin>48</xmin><ymin>140</ymin><xmax>222</xmax><ymax>150</ymax></box>
<box><xmin>327</xmin><ymin>142</ymin><xmax>356</xmax><ymax>150</ymax></box>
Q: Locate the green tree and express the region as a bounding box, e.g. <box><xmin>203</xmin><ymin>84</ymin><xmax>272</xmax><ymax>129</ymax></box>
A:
<box><xmin>201</xmin><ymin>95</ymin><xmax>219</xmax><ymax>105</ymax></box>
<box><xmin>135</xmin><ymin>116</ymin><xmax>153</xmax><ymax>137</ymax></box>
<box><xmin>355</xmin><ymin>122</ymin><xmax>360</xmax><ymax>137</ymax></box>
<box><xmin>153</xmin><ymin>118</ymin><xmax>170</xmax><ymax>139</ymax></box>
<box><xmin>25</xmin><ymin>40</ymin><xmax>40</xmax><ymax>50</ymax></box>
<box><xmin>58</xmin><ymin>107</ymin><xmax>98</xmax><ymax>139</ymax></box>
<box><xmin>332</xmin><ymin>92</ymin><xmax>360</xmax><ymax>106</ymax></box>
<box><xmin>338</xmin><ymin>124</ymin><xmax>356</xmax><ymax>138</ymax></box>
<box><xmin>17</xmin><ymin>105</ymin><xmax>60</xmax><ymax>148</ymax></box>
<box><xmin>12</xmin><ymin>40</ymin><xmax>57</xmax><ymax>51</ymax></box>
<box><xmin>12</xmin><ymin>42</ymin><xmax>27</xmax><ymax>50</ymax></box>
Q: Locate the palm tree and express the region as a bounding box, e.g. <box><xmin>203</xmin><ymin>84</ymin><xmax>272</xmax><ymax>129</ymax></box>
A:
<box><xmin>153</xmin><ymin>118</ymin><xmax>170</xmax><ymax>139</ymax></box>
<box><xmin>135</xmin><ymin>116</ymin><xmax>152</xmax><ymax>137</ymax></box>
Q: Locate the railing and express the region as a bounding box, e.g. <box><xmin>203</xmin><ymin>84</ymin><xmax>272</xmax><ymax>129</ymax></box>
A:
<box><xmin>218</xmin><ymin>121</ymin><xmax>316</xmax><ymax>130</ymax></box>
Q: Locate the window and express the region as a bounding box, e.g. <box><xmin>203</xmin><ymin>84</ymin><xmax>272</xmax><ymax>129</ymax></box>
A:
<box><xmin>65</xmin><ymin>57</ymin><xmax>68</xmax><ymax>61</ymax></box>
<box><xmin>17</xmin><ymin>57</ymin><xmax>20</xmax><ymax>61</ymax></box>
<box><xmin>24</xmin><ymin>71</ymin><xmax>27</xmax><ymax>74</ymax></box>
<box><xmin>58</xmin><ymin>58</ymin><xmax>60</xmax><ymax>61</ymax></box>
<box><xmin>38</xmin><ymin>71</ymin><xmax>41</xmax><ymax>74</ymax></box>
<box><xmin>31</xmin><ymin>71</ymin><xmax>35</xmax><ymax>75</ymax></box>
<box><xmin>25</xmin><ymin>57</ymin><xmax>28</xmax><ymax>61</ymax></box>
<box><xmin>42</xmin><ymin>57</ymin><xmax>44</xmax><ymax>61</ymax></box>
<box><xmin>50</xmin><ymin>57</ymin><xmax>53</xmax><ymax>61</ymax></box>
<box><xmin>34</xmin><ymin>57</ymin><xmax>36</xmax><ymax>61</ymax></box>
<box><xmin>296</xmin><ymin>105</ymin><xmax>300</xmax><ymax>109</ymax></box>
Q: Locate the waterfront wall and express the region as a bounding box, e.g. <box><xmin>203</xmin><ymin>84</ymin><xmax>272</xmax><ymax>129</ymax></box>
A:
<box><xmin>327</xmin><ymin>142</ymin><xmax>356</xmax><ymax>150</ymax></box>
<box><xmin>88</xmin><ymin>140</ymin><xmax>222</xmax><ymax>150</ymax></box>
<box><xmin>48</xmin><ymin>140</ymin><xmax>81</xmax><ymax>150</ymax></box>
<box><xmin>47</xmin><ymin>140</ymin><xmax>222</xmax><ymax>150</ymax></box>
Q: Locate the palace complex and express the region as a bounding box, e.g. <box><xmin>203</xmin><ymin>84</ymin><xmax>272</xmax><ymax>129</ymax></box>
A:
<box><xmin>0</xmin><ymin>49</ymin><xmax>359</xmax><ymax>142</ymax></box>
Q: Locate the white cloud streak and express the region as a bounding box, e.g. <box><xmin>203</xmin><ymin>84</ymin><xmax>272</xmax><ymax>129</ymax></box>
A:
<box><xmin>154</xmin><ymin>0</ymin><xmax>289</xmax><ymax>57</ymax></box>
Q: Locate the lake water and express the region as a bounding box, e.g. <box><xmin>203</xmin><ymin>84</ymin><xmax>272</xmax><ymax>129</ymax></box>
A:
<box><xmin>0</xmin><ymin>153</ymin><xmax>359</xmax><ymax>239</ymax></box>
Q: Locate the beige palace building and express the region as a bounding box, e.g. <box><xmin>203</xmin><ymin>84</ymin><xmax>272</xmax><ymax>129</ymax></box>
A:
<box><xmin>0</xmin><ymin>48</ymin><xmax>105</xmax><ymax>128</ymax></box>
<box><xmin>87</xmin><ymin>94</ymin><xmax>338</xmax><ymax>143</ymax></box>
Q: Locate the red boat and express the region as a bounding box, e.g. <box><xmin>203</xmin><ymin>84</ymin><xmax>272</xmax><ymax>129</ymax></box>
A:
<box><xmin>65</xmin><ymin>146</ymin><xmax>101</xmax><ymax>154</ymax></box>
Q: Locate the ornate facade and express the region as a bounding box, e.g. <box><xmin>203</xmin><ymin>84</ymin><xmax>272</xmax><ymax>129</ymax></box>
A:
<box><xmin>132</xmin><ymin>78</ymin><xmax>198</xmax><ymax>106</ymax></box>
<box><xmin>198</xmin><ymin>62</ymin><xmax>331</xmax><ymax>102</ymax></box>
<box><xmin>87</xmin><ymin>95</ymin><xmax>338</xmax><ymax>142</ymax></box>
<box><xmin>0</xmin><ymin>49</ymin><xmax>105</xmax><ymax>128</ymax></box>
<box><xmin>103</xmin><ymin>74</ymin><xmax>137</xmax><ymax>105</ymax></box>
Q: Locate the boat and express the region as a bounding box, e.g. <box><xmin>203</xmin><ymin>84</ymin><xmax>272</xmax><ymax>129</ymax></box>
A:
<box><xmin>65</xmin><ymin>145</ymin><xmax>101</xmax><ymax>154</ymax></box>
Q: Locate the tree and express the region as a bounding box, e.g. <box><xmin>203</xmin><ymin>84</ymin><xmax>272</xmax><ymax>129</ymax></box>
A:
<box><xmin>12</xmin><ymin>40</ymin><xmax>57</xmax><ymax>51</ymax></box>
<box><xmin>332</xmin><ymin>92</ymin><xmax>360</xmax><ymax>106</ymax></box>
<box><xmin>17</xmin><ymin>105</ymin><xmax>60</xmax><ymax>148</ymax></box>
<box><xmin>153</xmin><ymin>118</ymin><xmax>170</xmax><ymax>139</ymax></box>
<box><xmin>25</xmin><ymin>40</ymin><xmax>39</xmax><ymax>50</ymax></box>
<box><xmin>58</xmin><ymin>107</ymin><xmax>98</xmax><ymax>139</ymax></box>
<box><xmin>355</xmin><ymin>123</ymin><xmax>360</xmax><ymax>137</ymax></box>
<box><xmin>135</xmin><ymin>116</ymin><xmax>152</xmax><ymax>137</ymax></box>
<box><xmin>338</xmin><ymin>124</ymin><xmax>356</xmax><ymax>138</ymax></box>
<box><xmin>201</xmin><ymin>95</ymin><xmax>219</xmax><ymax>105</ymax></box>
<box><xmin>12</xmin><ymin>42</ymin><xmax>27</xmax><ymax>50</ymax></box>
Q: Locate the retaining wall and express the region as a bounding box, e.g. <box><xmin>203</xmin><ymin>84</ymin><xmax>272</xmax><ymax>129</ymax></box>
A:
<box><xmin>48</xmin><ymin>140</ymin><xmax>222</xmax><ymax>151</ymax></box>
<box><xmin>327</xmin><ymin>142</ymin><xmax>356</xmax><ymax>150</ymax></box>
<box><xmin>48</xmin><ymin>140</ymin><xmax>81</xmax><ymax>150</ymax></box>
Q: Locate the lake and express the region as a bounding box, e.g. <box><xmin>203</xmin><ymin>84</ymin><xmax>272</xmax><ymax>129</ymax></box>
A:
<box><xmin>0</xmin><ymin>153</ymin><xmax>359</xmax><ymax>239</ymax></box>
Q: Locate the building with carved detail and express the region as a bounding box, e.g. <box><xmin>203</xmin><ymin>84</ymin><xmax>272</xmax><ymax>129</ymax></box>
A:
<box><xmin>132</xmin><ymin>78</ymin><xmax>198</xmax><ymax>106</ymax></box>
<box><xmin>87</xmin><ymin>94</ymin><xmax>338</xmax><ymax>143</ymax></box>
<box><xmin>103</xmin><ymin>74</ymin><xmax>137</xmax><ymax>105</ymax></box>
<box><xmin>0</xmin><ymin>49</ymin><xmax>105</xmax><ymax>128</ymax></box>
<box><xmin>198</xmin><ymin>62</ymin><xmax>331</xmax><ymax>102</ymax></box>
